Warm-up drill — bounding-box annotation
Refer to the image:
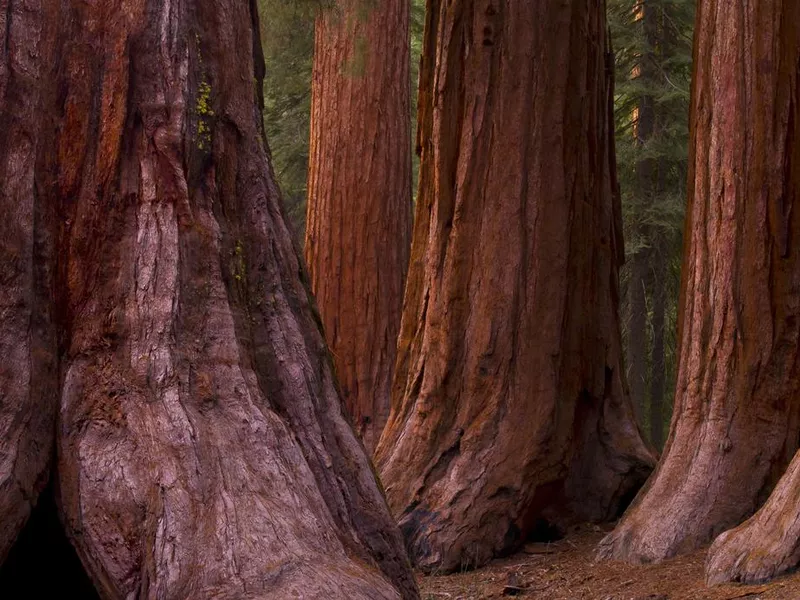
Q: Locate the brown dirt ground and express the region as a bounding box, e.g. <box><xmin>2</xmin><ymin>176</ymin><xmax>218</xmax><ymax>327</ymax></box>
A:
<box><xmin>417</xmin><ymin>525</ymin><xmax>800</xmax><ymax>600</ymax></box>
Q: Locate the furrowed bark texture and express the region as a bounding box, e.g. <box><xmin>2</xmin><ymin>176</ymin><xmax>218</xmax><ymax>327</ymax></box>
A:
<box><xmin>0</xmin><ymin>0</ymin><xmax>59</xmax><ymax>563</ymax></box>
<box><xmin>374</xmin><ymin>0</ymin><xmax>655</xmax><ymax>573</ymax></box>
<box><xmin>598</xmin><ymin>0</ymin><xmax>800</xmax><ymax>565</ymax></box>
<box><xmin>0</xmin><ymin>0</ymin><xmax>420</xmax><ymax>598</ymax></box>
<box><xmin>305</xmin><ymin>0</ymin><xmax>412</xmax><ymax>452</ymax></box>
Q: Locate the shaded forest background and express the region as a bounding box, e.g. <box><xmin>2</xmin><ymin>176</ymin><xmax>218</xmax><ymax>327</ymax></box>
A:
<box><xmin>257</xmin><ymin>0</ymin><xmax>695</xmax><ymax>448</ymax></box>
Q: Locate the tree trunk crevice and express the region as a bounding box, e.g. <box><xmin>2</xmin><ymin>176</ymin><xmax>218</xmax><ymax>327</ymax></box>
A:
<box><xmin>0</xmin><ymin>479</ymin><xmax>100</xmax><ymax>599</ymax></box>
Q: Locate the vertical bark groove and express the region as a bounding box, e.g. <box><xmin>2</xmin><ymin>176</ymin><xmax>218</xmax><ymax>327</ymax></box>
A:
<box><xmin>0</xmin><ymin>0</ymin><xmax>59</xmax><ymax>564</ymax></box>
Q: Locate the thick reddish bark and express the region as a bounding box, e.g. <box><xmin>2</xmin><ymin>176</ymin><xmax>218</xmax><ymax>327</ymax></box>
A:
<box><xmin>305</xmin><ymin>0</ymin><xmax>412</xmax><ymax>452</ymax></box>
<box><xmin>598</xmin><ymin>0</ymin><xmax>800</xmax><ymax>565</ymax></box>
<box><xmin>0</xmin><ymin>0</ymin><xmax>59</xmax><ymax>563</ymax></box>
<box><xmin>374</xmin><ymin>0</ymin><xmax>655</xmax><ymax>573</ymax></box>
<box><xmin>0</xmin><ymin>0</ymin><xmax>420</xmax><ymax>598</ymax></box>
<box><xmin>704</xmin><ymin>0</ymin><xmax>800</xmax><ymax>586</ymax></box>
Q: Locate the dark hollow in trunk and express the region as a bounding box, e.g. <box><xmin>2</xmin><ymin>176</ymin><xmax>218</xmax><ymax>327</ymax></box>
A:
<box><xmin>0</xmin><ymin>481</ymin><xmax>99</xmax><ymax>600</ymax></box>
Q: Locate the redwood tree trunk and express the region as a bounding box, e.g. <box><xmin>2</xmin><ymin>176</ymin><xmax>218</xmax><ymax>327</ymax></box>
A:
<box><xmin>0</xmin><ymin>0</ymin><xmax>59</xmax><ymax>562</ymax></box>
<box><xmin>704</xmin><ymin>1</ymin><xmax>800</xmax><ymax>586</ymax></box>
<box><xmin>0</xmin><ymin>0</ymin><xmax>419</xmax><ymax>598</ymax></box>
<box><xmin>305</xmin><ymin>0</ymin><xmax>412</xmax><ymax>452</ymax></box>
<box><xmin>598</xmin><ymin>0</ymin><xmax>800</xmax><ymax>565</ymax></box>
<box><xmin>374</xmin><ymin>0</ymin><xmax>655</xmax><ymax>573</ymax></box>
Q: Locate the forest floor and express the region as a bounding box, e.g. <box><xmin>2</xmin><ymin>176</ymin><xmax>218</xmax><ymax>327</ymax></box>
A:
<box><xmin>417</xmin><ymin>525</ymin><xmax>800</xmax><ymax>600</ymax></box>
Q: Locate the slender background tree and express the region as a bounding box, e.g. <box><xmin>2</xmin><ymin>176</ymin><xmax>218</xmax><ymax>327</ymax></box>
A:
<box><xmin>608</xmin><ymin>0</ymin><xmax>694</xmax><ymax>449</ymax></box>
<box><xmin>305</xmin><ymin>0</ymin><xmax>413</xmax><ymax>451</ymax></box>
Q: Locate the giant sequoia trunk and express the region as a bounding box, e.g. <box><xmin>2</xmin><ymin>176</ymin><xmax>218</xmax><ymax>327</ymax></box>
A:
<box><xmin>305</xmin><ymin>0</ymin><xmax>412</xmax><ymax>452</ymax></box>
<box><xmin>704</xmin><ymin>0</ymin><xmax>800</xmax><ymax>586</ymax></box>
<box><xmin>374</xmin><ymin>0</ymin><xmax>655</xmax><ymax>573</ymax></box>
<box><xmin>0</xmin><ymin>0</ymin><xmax>419</xmax><ymax>598</ymax></box>
<box><xmin>598</xmin><ymin>0</ymin><xmax>800</xmax><ymax>565</ymax></box>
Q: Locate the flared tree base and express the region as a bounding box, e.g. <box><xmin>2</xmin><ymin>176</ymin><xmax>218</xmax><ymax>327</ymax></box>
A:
<box><xmin>706</xmin><ymin>451</ymin><xmax>800</xmax><ymax>585</ymax></box>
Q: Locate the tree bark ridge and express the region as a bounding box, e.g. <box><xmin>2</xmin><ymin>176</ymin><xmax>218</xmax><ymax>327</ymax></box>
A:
<box><xmin>0</xmin><ymin>0</ymin><xmax>60</xmax><ymax>565</ymax></box>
